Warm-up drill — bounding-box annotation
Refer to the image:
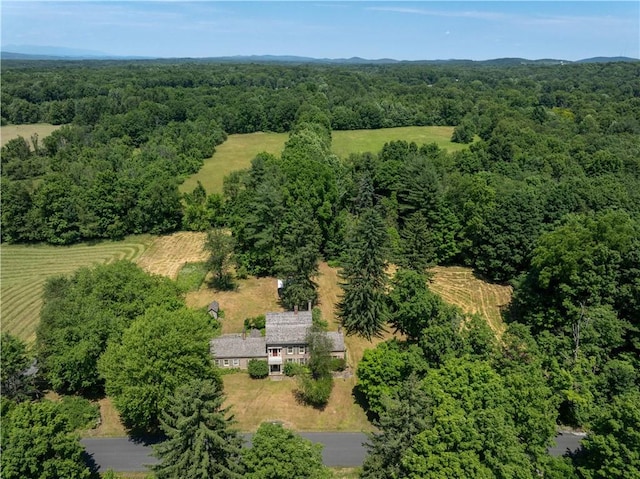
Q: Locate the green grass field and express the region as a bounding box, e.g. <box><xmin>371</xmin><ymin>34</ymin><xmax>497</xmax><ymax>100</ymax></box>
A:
<box><xmin>0</xmin><ymin>236</ymin><xmax>152</xmax><ymax>342</ymax></box>
<box><xmin>180</xmin><ymin>132</ymin><xmax>289</xmax><ymax>195</ymax></box>
<box><xmin>181</xmin><ymin>126</ymin><xmax>466</xmax><ymax>195</ymax></box>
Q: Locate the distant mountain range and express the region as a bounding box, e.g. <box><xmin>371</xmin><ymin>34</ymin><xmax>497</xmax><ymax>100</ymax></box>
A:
<box><xmin>1</xmin><ymin>46</ymin><xmax>638</xmax><ymax>65</ymax></box>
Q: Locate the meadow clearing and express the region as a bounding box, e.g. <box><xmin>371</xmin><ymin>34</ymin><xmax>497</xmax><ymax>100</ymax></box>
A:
<box><xmin>181</xmin><ymin>125</ymin><xmax>464</xmax><ymax>195</ymax></box>
<box><xmin>0</xmin><ymin>123</ymin><xmax>61</xmax><ymax>147</ymax></box>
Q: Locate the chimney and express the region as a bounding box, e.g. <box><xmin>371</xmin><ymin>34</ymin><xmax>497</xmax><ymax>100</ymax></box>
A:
<box><xmin>242</xmin><ymin>330</ymin><xmax>246</xmax><ymax>340</ymax></box>
<box><xmin>307</xmin><ymin>300</ymin><xmax>312</xmax><ymax>311</ymax></box>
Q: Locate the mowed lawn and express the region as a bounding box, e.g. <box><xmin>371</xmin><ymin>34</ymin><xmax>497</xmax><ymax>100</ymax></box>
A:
<box><xmin>181</xmin><ymin>126</ymin><xmax>466</xmax><ymax>195</ymax></box>
<box><xmin>0</xmin><ymin>237</ymin><xmax>152</xmax><ymax>342</ymax></box>
<box><xmin>1</xmin><ymin>123</ymin><xmax>62</xmax><ymax>147</ymax></box>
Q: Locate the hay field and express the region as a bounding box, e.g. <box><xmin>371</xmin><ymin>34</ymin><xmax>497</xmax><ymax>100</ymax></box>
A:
<box><xmin>0</xmin><ymin>123</ymin><xmax>61</xmax><ymax>147</ymax></box>
<box><xmin>429</xmin><ymin>266</ymin><xmax>512</xmax><ymax>334</ymax></box>
<box><xmin>0</xmin><ymin>237</ymin><xmax>152</xmax><ymax>342</ymax></box>
<box><xmin>181</xmin><ymin>126</ymin><xmax>468</xmax><ymax>195</ymax></box>
<box><xmin>136</xmin><ymin>231</ymin><xmax>208</xmax><ymax>279</ymax></box>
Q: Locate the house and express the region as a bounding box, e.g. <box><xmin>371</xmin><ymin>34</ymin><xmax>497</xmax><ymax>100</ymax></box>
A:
<box><xmin>210</xmin><ymin>310</ymin><xmax>346</xmax><ymax>375</ymax></box>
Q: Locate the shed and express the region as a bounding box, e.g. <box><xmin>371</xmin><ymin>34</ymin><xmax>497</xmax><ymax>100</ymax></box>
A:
<box><xmin>208</xmin><ymin>301</ymin><xmax>220</xmax><ymax>319</ymax></box>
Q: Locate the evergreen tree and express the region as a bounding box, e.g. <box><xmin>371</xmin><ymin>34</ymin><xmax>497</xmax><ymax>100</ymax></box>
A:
<box><xmin>153</xmin><ymin>379</ymin><xmax>244</xmax><ymax>479</ymax></box>
<box><xmin>361</xmin><ymin>375</ymin><xmax>432</xmax><ymax>479</ymax></box>
<box><xmin>337</xmin><ymin>206</ymin><xmax>389</xmax><ymax>340</ymax></box>
<box><xmin>399</xmin><ymin>211</ymin><xmax>435</xmax><ymax>272</ymax></box>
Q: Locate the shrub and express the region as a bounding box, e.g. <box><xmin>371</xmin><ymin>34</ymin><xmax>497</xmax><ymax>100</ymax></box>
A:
<box><xmin>284</xmin><ymin>362</ymin><xmax>305</xmax><ymax>377</ymax></box>
<box><xmin>56</xmin><ymin>396</ymin><xmax>100</xmax><ymax>430</ymax></box>
<box><xmin>297</xmin><ymin>375</ymin><xmax>333</xmax><ymax>408</ymax></box>
<box><xmin>330</xmin><ymin>357</ymin><xmax>347</xmax><ymax>372</ymax></box>
<box><xmin>248</xmin><ymin>359</ymin><xmax>269</xmax><ymax>379</ymax></box>
<box><xmin>244</xmin><ymin>314</ymin><xmax>266</xmax><ymax>331</ymax></box>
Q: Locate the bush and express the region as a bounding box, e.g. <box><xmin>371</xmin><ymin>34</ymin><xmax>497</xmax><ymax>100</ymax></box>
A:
<box><xmin>330</xmin><ymin>357</ymin><xmax>347</xmax><ymax>372</ymax></box>
<box><xmin>248</xmin><ymin>359</ymin><xmax>269</xmax><ymax>379</ymax></box>
<box><xmin>297</xmin><ymin>375</ymin><xmax>333</xmax><ymax>408</ymax></box>
<box><xmin>56</xmin><ymin>396</ymin><xmax>100</xmax><ymax>430</ymax></box>
<box><xmin>284</xmin><ymin>362</ymin><xmax>306</xmax><ymax>377</ymax></box>
<box><xmin>244</xmin><ymin>314</ymin><xmax>266</xmax><ymax>331</ymax></box>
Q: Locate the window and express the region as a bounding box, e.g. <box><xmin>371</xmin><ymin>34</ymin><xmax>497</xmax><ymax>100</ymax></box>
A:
<box><xmin>298</xmin><ymin>346</ymin><xmax>305</xmax><ymax>355</ymax></box>
<box><xmin>299</xmin><ymin>358</ymin><xmax>306</xmax><ymax>365</ymax></box>
<box><xmin>232</xmin><ymin>359</ymin><xmax>239</xmax><ymax>367</ymax></box>
<box><xmin>286</xmin><ymin>358</ymin><xmax>294</xmax><ymax>363</ymax></box>
<box><xmin>215</xmin><ymin>359</ymin><xmax>221</xmax><ymax>367</ymax></box>
<box><xmin>287</xmin><ymin>346</ymin><xmax>294</xmax><ymax>355</ymax></box>
<box><xmin>223</xmin><ymin>359</ymin><xmax>230</xmax><ymax>367</ymax></box>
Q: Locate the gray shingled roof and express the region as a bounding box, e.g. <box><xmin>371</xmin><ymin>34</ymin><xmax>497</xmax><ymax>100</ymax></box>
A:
<box><xmin>327</xmin><ymin>331</ymin><xmax>346</xmax><ymax>352</ymax></box>
<box><xmin>265</xmin><ymin>311</ymin><xmax>312</xmax><ymax>326</ymax></box>
<box><xmin>265</xmin><ymin>311</ymin><xmax>313</xmax><ymax>345</ymax></box>
<box><xmin>210</xmin><ymin>334</ymin><xmax>266</xmax><ymax>358</ymax></box>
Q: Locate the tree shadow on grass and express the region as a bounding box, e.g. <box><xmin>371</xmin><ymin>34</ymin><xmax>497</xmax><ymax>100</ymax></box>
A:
<box><xmin>351</xmin><ymin>383</ymin><xmax>378</xmax><ymax>424</ymax></box>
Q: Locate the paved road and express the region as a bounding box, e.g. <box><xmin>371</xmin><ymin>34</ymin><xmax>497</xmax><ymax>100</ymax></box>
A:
<box><xmin>82</xmin><ymin>431</ymin><xmax>584</xmax><ymax>473</ymax></box>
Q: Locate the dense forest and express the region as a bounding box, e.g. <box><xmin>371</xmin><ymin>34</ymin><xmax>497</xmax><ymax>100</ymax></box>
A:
<box><xmin>2</xmin><ymin>60</ymin><xmax>640</xmax><ymax>478</ymax></box>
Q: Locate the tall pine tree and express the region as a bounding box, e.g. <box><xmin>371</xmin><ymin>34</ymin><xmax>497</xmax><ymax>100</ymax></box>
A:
<box><xmin>153</xmin><ymin>379</ymin><xmax>244</xmax><ymax>479</ymax></box>
<box><xmin>337</xmin><ymin>204</ymin><xmax>389</xmax><ymax>340</ymax></box>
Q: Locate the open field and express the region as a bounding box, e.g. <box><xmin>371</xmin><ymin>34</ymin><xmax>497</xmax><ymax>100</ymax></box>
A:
<box><xmin>136</xmin><ymin>231</ymin><xmax>208</xmax><ymax>279</ymax></box>
<box><xmin>181</xmin><ymin>126</ymin><xmax>467</xmax><ymax>195</ymax></box>
<box><xmin>429</xmin><ymin>266</ymin><xmax>512</xmax><ymax>335</ymax></box>
<box><xmin>0</xmin><ymin>237</ymin><xmax>152</xmax><ymax>343</ymax></box>
<box><xmin>331</xmin><ymin>125</ymin><xmax>467</xmax><ymax>158</ymax></box>
<box><xmin>0</xmin><ymin>123</ymin><xmax>61</xmax><ymax>147</ymax></box>
<box><xmin>179</xmin><ymin>131</ymin><xmax>289</xmax><ymax>195</ymax></box>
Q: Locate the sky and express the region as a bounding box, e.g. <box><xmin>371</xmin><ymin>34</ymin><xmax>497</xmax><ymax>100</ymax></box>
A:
<box><xmin>2</xmin><ymin>1</ymin><xmax>639</xmax><ymax>61</ymax></box>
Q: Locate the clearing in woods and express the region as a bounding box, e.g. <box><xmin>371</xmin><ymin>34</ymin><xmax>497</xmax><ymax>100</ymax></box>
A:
<box><xmin>429</xmin><ymin>266</ymin><xmax>512</xmax><ymax>335</ymax></box>
<box><xmin>0</xmin><ymin>123</ymin><xmax>62</xmax><ymax>147</ymax></box>
<box><xmin>180</xmin><ymin>126</ymin><xmax>466</xmax><ymax>195</ymax></box>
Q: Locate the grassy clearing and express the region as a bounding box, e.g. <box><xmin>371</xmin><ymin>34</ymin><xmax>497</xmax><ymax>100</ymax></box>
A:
<box><xmin>0</xmin><ymin>123</ymin><xmax>62</xmax><ymax>147</ymax></box>
<box><xmin>332</xmin><ymin>125</ymin><xmax>467</xmax><ymax>158</ymax></box>
<box><xmin>0</xmin><ymin>236</ymin><xmax>152</xmax><ymax>343</ymax></box>
<box><xmin>181</xmin><ymin>126</ymin><xmax>468</xmax><ymax>195</ymax></box>
<box><xmin>180</xmin><ymin>132</ymin><xmax>289</xmax><ymax>195</ymax></box>
<box><xmin>429</xmin><ymin>266</ymin><xmax>512</xmax><ymax>335</ymax></box>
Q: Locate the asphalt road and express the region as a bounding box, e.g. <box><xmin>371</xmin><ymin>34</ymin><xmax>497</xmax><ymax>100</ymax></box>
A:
<box><xmin>82</xmin><ymin>431</ymin><xmax>584</xmax><ymax>473</ymax></box>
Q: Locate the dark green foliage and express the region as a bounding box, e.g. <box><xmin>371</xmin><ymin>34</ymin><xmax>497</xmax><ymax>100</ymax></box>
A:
<box><xmin>387</xmin><ymin>269</ymin><xmax>440</xmax><ymax>341</ymax></box>
<box><xmin>283</xmin><ymin>362</ymin><xmax>305</xmax><ymax>377</ymax></box>
<box><xmin>36</xmin><ymin>260</ymin><xmax>183</xmax><ymax>395</ymax></box>
<box><xmin>204</xmin><ymin>228</ymin><xmax>235</xmax><ymax>290</ymax></box>
<box><xmin>0</xmin><ymin>333</ymin><xmax>36</xmax><ymax>402</ymax></box>
<box><xmin>329</xmin><ymin>357</ymin><xmax>346</xmax><ymax>371</ymax></box>
<box><xmin>248</xmin><ymin>359</ymin><xmax>269</xmax><ymax>379</ymax></box>
<box><xmin>153</xmin><ymin>379</ymin><xmax>244</xmax><ymax>479</ymax></box>
<box><xmin>98</xmin><ymin>307</ymin><xmax>218</xmax><ymax>433</ymax></box>
<box><xmin>244</xmin><ymin>315</ymin><xmax>266</xmax><ymax>332</ymax></box>
<box><xmin>361</xmin><ymin>375</ymin><xmax>432</xmax><ymax>479</ymax></box>
<box><xmin>575</xmin><ymin>391</ymin><xmax>640</xmax><ymax>479</ymax></box>
<box><xmin>242</xmin><ymin>422</ymin><xmax>330</xmax><ymax>479</ymax></box>
<box><xmin>297</xmin><ymin>324</ymin><xmax>334</xmax><ymax>407</ymax></box>
<box><xmin>306</xmin><ymin>324</ymin><xmax>333</xmax><ymax>380</ymax></box>
<box><xmin>296</xmin><ymin>375</ymin><xmax>333</xmax><ymax>408</ymax></box>
<box><xmin>0</xmin><ymin>400</ymin><xmax>91</xmax><ymax>479</ymax></box>
<box><xmin>337</xmin><ymin>206</ymin><xmax>389</xmax><ymax>340</ymax></box>
<box><xmin>56</xmin><ymin>396</ymin><xmax>100</xmax><ymax>431</ymax></box>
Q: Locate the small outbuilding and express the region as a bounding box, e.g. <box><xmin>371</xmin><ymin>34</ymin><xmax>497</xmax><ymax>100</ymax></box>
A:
<box><xmin>208</xmin><ymin>301</ymin><xmax>220</xmax><ymax>319</ymax></box>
